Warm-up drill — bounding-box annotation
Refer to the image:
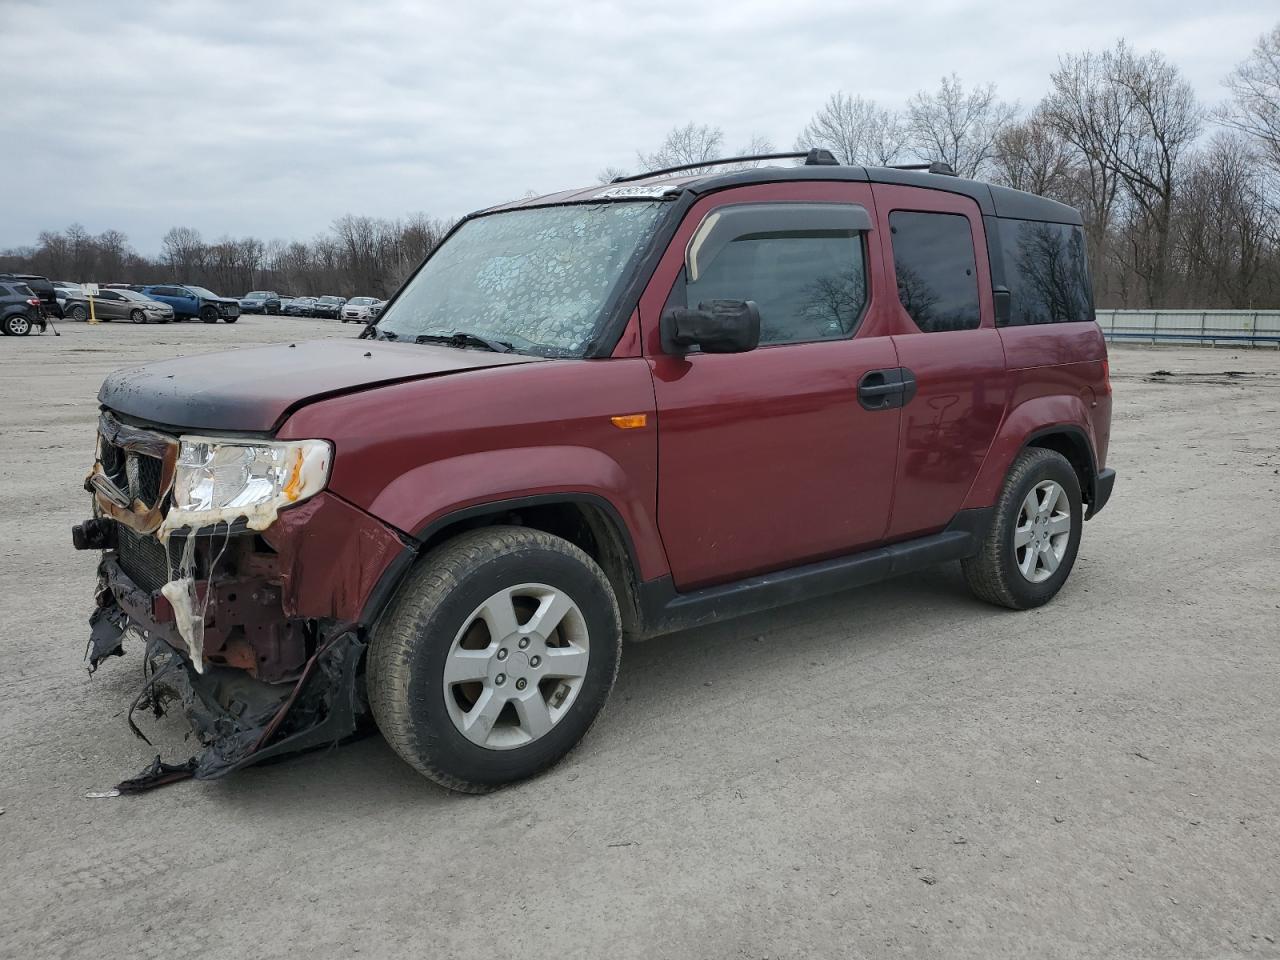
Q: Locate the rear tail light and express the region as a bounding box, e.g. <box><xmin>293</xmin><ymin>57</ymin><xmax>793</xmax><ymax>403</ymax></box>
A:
<box><xmin>27</xmin><ymin>298</ymin><xmax>41</xmax><ymax>306</ymax></box>
<box><xmin>1101</xmin><ymin>360</ymin><xmax>1112</xmax><ymax>395</ymax></box>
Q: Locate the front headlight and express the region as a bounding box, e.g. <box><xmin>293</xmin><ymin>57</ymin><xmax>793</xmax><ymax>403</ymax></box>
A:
<box><xmin>166</xmin><ymin>436</ymin><xmax>332</xmax><ymax>532</ymax></box>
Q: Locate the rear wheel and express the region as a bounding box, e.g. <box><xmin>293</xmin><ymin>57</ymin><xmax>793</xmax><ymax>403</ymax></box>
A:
<box><xmin>2</xmin><ymin>313</ymin><xmax>32</xmax><ymax>336</ymax></box>
<box><xmin>129</xmin><ymin>309</ymin><xmax>145</xmax><ymax>324</ymax></box>
<box><xmin>963</xmin><ymin>448</ymin><xmax>1082</xmax><ymax>610</ymax></box>
<box><xmin>369</xmin><ymin>526</ymin><xmax>622</xmax><ymax>793</ymax></box>
<box><xmin>68</xmin><ymin>303</ymin><xmax>88</xmax><ymax>321</ymax></box>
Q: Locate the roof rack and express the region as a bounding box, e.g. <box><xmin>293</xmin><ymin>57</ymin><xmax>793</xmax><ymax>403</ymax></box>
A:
<box><xmin>612</xmin><ymin>148</ymin><xmax>839</xmax><ymax>183</ymax></box>
<box><xmin>890</xmin><ymin>161</ymin><xmax>958</xmax><ymax>177</ymax></box>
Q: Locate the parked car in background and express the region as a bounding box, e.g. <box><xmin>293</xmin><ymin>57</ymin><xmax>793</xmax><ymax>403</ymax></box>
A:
<box><xmin>0</xmin><ymin>279</ymin><xmax>42</xmax><ymax>336</ymax></box>
<box><xmin>4</xmin><ymin>273</ymin><xmax>64</xmax><ymax>320</ymax></box>
<box><xmin>312</xmin><ymin>295</ymin><xmax>346</xmax><ymax>319</ymax></box>
<box><xmin>64</xmin><ymin>288</ymin><xmax>174</xmax><ymax>323</ymax></box>
<box><xmin>239</xmin><ymin>290</ymin><xmax>283</xmax><ymax>314</ymax></box>
<box><xmin>284</xmin><ymin>296</ymin><xmax>317</xmax><ymax>317</ymax></box>
<box><xmin>137</xmin><ymin>284</ymin><xmax>240</xmax><ymax>323</ymax></box>
<box><xmin>340</xmin><ymin>296</ymin><xmax>381</xmax><ymax>323</ymax></box>
<box><xmin>368</xmin><ymin>299</ymin><xmax>387</xmax><ymax>320</ymax></box>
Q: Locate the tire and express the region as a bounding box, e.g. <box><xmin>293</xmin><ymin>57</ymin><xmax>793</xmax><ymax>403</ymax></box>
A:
<box><xmin>2</xmin><ymin>313</ymin><xmax>32</xmax><ymax>336</ymax></box>
<box><xmin>223</xmin><ymin>316</ymin><xmax>238</xmax><ymax>324</ymax></box>
<box><xmin>963</xmin><ymin>448</ymin><xmax>1083</xmax><ymax>610</ymax></box>
<box><xmin>369</xmin><ymin>526</ymin><xmax>622</xmax><ymax>793</ymax></box>
<box><xmin>130</xmin><ymin>309</ymin><xmax>145</xmax><ymax>324</ymax></box>
<box><xmin>200</xmin><ymin>306</ymin><xmax>219</xmax><ymax>324</ymax></box>
<box><xmin>68</xmin><ymin>303</ymin><xmax>88</xmax><ymax>321</ymax></box>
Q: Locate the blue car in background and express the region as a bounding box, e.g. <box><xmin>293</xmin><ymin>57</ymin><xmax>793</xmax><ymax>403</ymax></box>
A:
<box><xmin>138</xmin><ymin>284</ymin><xmax>241</xmax><ymax>323</ymax></box>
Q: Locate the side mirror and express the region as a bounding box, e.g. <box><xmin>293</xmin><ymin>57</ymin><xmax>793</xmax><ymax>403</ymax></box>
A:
<box><xmin>992</xmin><ymin>284</ymin><xmax>1011</xmax><ymax>325</ymax></box>
<box><xmin>661</xmin><ymin>299</ymin><xmax>761</xmax><ymax>354</ymax></box>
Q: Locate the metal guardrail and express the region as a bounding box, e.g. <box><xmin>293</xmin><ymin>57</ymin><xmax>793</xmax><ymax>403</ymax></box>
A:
<box><xmin>1095</xmin><ymin>309</ymin><xmax>1280</xmax><ymax>347</ymax></box>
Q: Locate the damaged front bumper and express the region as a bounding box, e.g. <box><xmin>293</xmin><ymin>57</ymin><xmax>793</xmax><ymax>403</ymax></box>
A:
<box><xmin>76</xmin><ymin>410</ymin><xmax>415</xmax><ymax>789</ymax></box>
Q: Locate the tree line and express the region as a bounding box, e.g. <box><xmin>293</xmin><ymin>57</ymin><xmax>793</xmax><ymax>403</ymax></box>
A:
<box><xmin>3</xmin><ymin>26</ymin><xmax>1279</xmax><ymax>308</ymax></box>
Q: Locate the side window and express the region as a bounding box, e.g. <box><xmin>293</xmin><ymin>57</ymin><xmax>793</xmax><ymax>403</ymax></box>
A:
<box><xmin>99</xmin><ymin>291</ymin><xmax>122</xmax><ymax>302</ymax></box>
<box><xmin>681</xmin><ymin>206</ymin><xmax>869</xmax><ymax>345</ymax></box>
<box><xmin>888</xmin><ymin>211</ymin><xmax>981</xmax><ymax>333</ymax></box>
<box><xmin>0</xmin><ymin>285</ymin><xmax>10</xmax><ymax>297</ymax></box>
<box><xmin>997</xmin><ymin>219</ymin><xmax>1094</xmax><ymax>325</ymax></box>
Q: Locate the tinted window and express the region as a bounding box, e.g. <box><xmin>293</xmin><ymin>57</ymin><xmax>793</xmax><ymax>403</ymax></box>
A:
<box><xmin>0</xmin><ymin>285</ymin><xmax>10</xmax><ymax>297</ymax></box>
<box><xmin>98</xmin><ymin>291</ymin><xmax>122</xmax><ymax>301</ymax></box>
<box><xmin>889</xmin><ymin>211</ymin><xmax>981</xmax><ymax>333</ymax></box>
<box><xmin>684</xmin><ymin>230</ymin><xmax>867</xmax><ymax>344</ymax></box>
<box><xmin>997</xmin><ymin>219</ymin><xmax>1093</xmax><ymax>325</ymax></box>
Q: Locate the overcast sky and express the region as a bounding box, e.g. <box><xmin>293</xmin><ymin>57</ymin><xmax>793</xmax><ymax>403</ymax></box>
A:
<box><xmin>2</xmin><ymin>0</ymin><xmax>1273</xmax><ymax>253</ymax></box>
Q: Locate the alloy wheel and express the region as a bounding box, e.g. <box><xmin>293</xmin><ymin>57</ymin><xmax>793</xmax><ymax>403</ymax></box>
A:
<box><xmin>443</xmin><ymin>583</ymin><xmax>590</xmax><ymax>750</ymax></box>
<box><xmin>1014</xmin><ymin>480</ymin><xmax>1071</xmax><ymax>583</ymax></box>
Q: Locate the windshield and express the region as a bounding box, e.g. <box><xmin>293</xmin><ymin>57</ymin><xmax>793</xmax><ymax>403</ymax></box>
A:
<box><xmin>377</xmin><ymin>201</ymin><xmax>667</xmax><ymax>357</ymax></box>
<box><xmin>187</xmin><ymin>286</ymin><xmax>219</xmax><ymax>298</ymax></box>
<box><xmin>349</xmin><ymin>297</ymin><xmax>376</xmax><ymax>305</ymax></box>
<box><xmin>245</xmin><ymin>291</ymin><xmax>268</xmax><ymax>299</ymax></box>
<box><xmin>320</xmin><ymin>296</ymin><xmax>340</xmax><ymax>303</ymax></box>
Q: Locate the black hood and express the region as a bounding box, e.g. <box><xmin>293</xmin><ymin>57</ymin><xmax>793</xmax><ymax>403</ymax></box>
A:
<box><xmin>99</xmin><ymin>338</ymin><xmax>543</xmax><ymax>432</ymax></box>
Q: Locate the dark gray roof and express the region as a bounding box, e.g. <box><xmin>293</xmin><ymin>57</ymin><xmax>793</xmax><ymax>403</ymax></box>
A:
<box><xmin>480</xmin><ymin>163</ymin><xmax>1082</xmax><ymax>226</ymax></box>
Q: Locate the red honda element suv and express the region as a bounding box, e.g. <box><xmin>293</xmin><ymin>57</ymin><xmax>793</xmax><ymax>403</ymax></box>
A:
<box><xmin>74</xmin><ymin>149</ymin><xmax>1114</xmax><ymax>792</ymax></box>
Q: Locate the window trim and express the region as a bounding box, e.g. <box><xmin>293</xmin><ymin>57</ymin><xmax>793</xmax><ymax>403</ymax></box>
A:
<box><xmin>669</xmin><ymin>202</ymin><xmax>874</xmax><ymax>350</ymax></box>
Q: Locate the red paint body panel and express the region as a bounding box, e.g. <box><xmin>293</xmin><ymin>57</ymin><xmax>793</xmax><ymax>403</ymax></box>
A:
<box><xmin>263</xmin><ymin>491</ymin><xmax>409</xmax><ymax>621</ymax></box>
<box><xmin>869</xmin><ymin>184</ymin><xmax>1009</xmax><ymax>538</ymax></box>
<box><xmin>277</xmin><ymin>358</ymin><xmax>669</xmax><ymax>582</ymax></box>
<box><xmin>638</xmin><ymin>182</ymin><xmax>903</xmax><ymax>588</ymax></box>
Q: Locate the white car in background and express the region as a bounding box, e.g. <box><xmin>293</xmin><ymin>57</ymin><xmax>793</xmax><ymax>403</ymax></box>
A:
<box><xmin>340</xmin><ymin>296</ymin><xmax>382</xmax><ymax>323</ymax></box>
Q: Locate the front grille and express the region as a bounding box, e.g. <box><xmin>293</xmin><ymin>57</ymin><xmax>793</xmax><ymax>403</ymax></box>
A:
<box><xmin>222</xmin><ymin>304</ymin><xmax>240</xmax><ymax>317</ymax></box>
<box><xmin>101</xmin><ymin>437</ymin><xmax>163</xmax><ymax>505</ymax></box>
<box><xmin>116</xmin><ymin>526</ymin><xmax>175</xmax><ymax>593</ymax></box>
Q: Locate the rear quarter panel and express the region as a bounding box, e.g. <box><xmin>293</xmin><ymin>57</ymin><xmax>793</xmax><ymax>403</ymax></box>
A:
<box><xmin>962</xmin><ymin>321</ymin><xmax>1111</xmax><ymax>509</ymax></box>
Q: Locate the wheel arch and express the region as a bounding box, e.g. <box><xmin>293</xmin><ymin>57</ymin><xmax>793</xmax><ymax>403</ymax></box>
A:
<box><xmin>364</xmin><ymin>494</ymin><xmax>646</xmax><ymax>640</ymax></box>
<box><xmin>1024</xmin><ymin>426</ymin><xmax>1097</xmax><ymax>506</ymax></box>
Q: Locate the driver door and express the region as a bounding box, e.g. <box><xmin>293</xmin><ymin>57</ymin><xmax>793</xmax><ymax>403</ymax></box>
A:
<box><xmin>641</xmin><ymin>183</ymin><xmax>903</xmax><ymax>590</ymax></box>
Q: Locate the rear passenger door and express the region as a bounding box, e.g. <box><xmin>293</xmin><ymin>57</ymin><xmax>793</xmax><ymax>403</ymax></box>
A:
<box><xmin>871</xmin><ymin>185</ymin><xmax>1007</xmax><ymax>540</ymax></box>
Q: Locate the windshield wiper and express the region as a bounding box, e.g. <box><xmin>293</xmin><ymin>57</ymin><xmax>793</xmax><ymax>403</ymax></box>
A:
<box><xmin>414</xmin><ymin>331</ymin><xmax>513</xmax><ymax>353</ymax></box>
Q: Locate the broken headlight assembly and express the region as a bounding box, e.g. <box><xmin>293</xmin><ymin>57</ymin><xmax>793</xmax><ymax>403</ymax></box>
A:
<box><xmin>167</xmin><ymin>436</ymin><xmax>332</xmax><ymax>531</ymax></box>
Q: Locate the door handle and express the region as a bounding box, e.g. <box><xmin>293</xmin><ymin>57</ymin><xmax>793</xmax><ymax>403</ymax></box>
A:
<box><xmin>858</xmin><ymin>367</ymin><xmax>917</xmax><ymax>410</ymax></box>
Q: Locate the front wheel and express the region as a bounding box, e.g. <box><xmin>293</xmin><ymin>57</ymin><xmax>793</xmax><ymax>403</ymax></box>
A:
<box><xmin>223</xmin><ymin>316</ymin><xmax>238</xmax><ymax>324</ymax></box>
<box><xmin>200</xmin><ymin>306</ymin><xmax>218</xmax><ymax>324</ymax></box>
<box><xmin>369</xmin><ymin>526</ymin><xmax>622</xmax><ymax>793</ymax></box>
<box><xmin>130</xmin><ymin>309</ymin><xmax>145</xmax><ymax>324</ymax></box>
<box><xmin>963</xmin><ymin>448</ymin><xmax>1083</xmax><ymax>610</ymax></box>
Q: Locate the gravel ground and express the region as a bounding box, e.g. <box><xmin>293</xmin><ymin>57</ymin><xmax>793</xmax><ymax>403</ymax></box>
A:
<box><xmin>1</xmin><ymin>317</ymin><xmax>1278</xmax><ymax>960</ymax></box>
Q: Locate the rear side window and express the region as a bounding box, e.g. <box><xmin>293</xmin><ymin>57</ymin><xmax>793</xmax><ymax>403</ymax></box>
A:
<box><xmin>0</xmin><ymin>285</ymin><xmax>10</xmax><ymax>297</ymax></box>
<box><xmin>997</xmin><ymin>219</ymin><xmax>1093</xmax><ymax>325</ymax></box>
<box><xmin>888</xmin><ymin>211</ymin><xmax>981</xmax><ymax>333</ymax></box>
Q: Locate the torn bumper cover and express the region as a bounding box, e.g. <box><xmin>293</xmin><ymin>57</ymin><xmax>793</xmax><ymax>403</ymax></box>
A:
<box><xmin>133</xmin><ymin>627</ymin><xmax>366</xmax><ymax>783</ymax></box>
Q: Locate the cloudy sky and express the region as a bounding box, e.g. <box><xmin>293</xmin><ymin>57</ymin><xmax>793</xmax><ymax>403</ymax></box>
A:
<box><xmin>3</xmin><ymin>0</ymin><xmax>1273</xmax><ymax>253</ymax></box>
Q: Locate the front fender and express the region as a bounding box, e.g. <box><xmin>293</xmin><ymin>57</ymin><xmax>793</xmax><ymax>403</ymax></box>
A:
<box><xmin>961</xmin><ymin>394</ymin><xmax>1098</xmax><ymax>510</ymax></box>
<box><xmin>369</xmin><ymin>445</ymin><xmax>669</xmax><ymax>582</ymax></box>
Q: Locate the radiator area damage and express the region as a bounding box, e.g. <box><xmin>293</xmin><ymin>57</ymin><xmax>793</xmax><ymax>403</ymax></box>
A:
<box><xmin>75</xmin><ymin>408</ymin><xmax>411</xmax><ymax>790</ymax></box>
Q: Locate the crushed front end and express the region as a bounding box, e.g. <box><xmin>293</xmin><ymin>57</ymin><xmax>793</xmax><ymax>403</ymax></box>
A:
<box><xmin>74</xmin><ymin>410</ymin><xmax>412</xmax><ymax>788</ymax></box>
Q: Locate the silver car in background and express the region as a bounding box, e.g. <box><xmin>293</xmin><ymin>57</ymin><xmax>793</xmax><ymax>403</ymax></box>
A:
<box><xmin>63</xmin><ymin>288</ymin><xmax>174</xmax><ymax>323</ymax></box>
<box><xmin>340</xmin><ymin>296</ymin><xmax>382</xmax><ymax>323</ymax></box>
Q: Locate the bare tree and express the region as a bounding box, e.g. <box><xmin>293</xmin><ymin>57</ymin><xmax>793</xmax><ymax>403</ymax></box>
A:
<box><xmin>1108</xmin><ymin>44</ymin><xmax>1202</xmax><ymax>307</ymax></box>
<box><xmin>637</xmin><ymin>122</ymin><xmax>725</xmax><ymax>173</ymax></box>
<box><xmin>795</xmin><ymin>92</ymin><xmax>908</xmax><ymax>165</ymax></box>
<box><xmin>596</xmin><ymin>166</ymin><xmax>629</xmax><ymax>184</ymax></box>
<box><xmin>991</xmin><ymin>107</ymin><xmax>1078</xmax><ymax>199</ymax></box>
<box><xmin>1218</xmin><ymin>23</ymin><xmax>1280</xmax><ymax>174</ymax></box>
<box><xmin>161</xmin><ymin>226</ymin><xmax>205</xmax><ymax>279</ymax></box>
<box><xmin>907</xmin><ymin>74</ymin><xmax>1018</xmax><ymax>177</ymax></box>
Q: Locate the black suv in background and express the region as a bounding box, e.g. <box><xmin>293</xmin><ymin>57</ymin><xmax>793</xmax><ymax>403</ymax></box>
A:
<box><xmin>312</xmin><ymin>295</ymin><xmax>346</xmax><ymax>319</ymax></box>
<box><xmin>0</xmin><ymin>279</ymin><xmax>42</xmax><ymax>336</ymax></box>
<box><xmin>4</xmin><ymin>273</ymin><xmax>63</xmax><ymax>321</ymax></box>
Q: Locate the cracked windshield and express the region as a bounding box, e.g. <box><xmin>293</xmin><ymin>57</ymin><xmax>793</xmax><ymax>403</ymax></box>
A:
<box><xmin>377</xmin><ymin>201</ymin><xmax>667</xmax><ymax>356</ymax></box>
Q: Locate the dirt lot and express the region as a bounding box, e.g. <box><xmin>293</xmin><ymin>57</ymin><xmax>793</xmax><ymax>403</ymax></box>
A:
<box><xmin>1</xmin><ymin>317</ymin><xmax>1278</xmax><ymax>960</ymax></box>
